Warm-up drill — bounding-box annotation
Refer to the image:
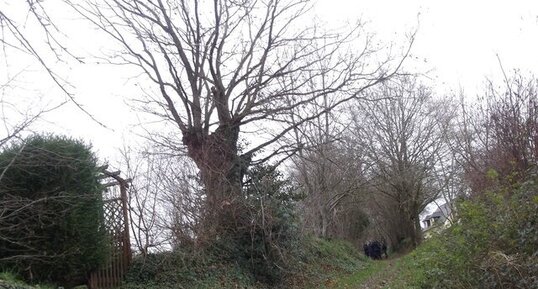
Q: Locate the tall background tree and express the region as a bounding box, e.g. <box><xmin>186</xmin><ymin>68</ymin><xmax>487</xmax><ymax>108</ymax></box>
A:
<box><xmin>352</xmin><ymin>76</ymin><xmax>454</xmax><ymax>249</ymax></box>
<box><xmin>292</xmin><ymin>139</ymin><xmax>369</xmax><ymax>241</ymax></box>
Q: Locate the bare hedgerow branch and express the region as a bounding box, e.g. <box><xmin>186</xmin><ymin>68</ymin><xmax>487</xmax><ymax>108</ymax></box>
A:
<box><xmin>120</xmin><ymin>143</ymin><xmax>204</xmax><ymax>253</ymax></box>
<box><xmin>0</xmin><ymin>1</ymin><xmax>108</xmax><ymax>128</ymax></box>
<box><xmin>452</xmin><ymin>72</ymin><xmax>538</xmax><ymax>193</ymax></box>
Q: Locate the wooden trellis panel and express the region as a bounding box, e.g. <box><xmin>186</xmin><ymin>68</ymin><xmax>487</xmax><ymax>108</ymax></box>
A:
<box><xmin>88</xmin><ymin>170</ymin><xmax>132</xmax><ymax>289</ymax></box>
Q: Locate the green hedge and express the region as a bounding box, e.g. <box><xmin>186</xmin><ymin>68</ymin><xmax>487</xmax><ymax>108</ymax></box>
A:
<box><xmin>0</xmin><ymin>135</ymin><xmax>108</xmax><ymax>286</ymax></box>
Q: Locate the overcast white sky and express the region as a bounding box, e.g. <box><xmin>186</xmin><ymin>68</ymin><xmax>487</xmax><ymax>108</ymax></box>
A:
<box><xmin>2</xmin><ymin>0</ymin><xmax>538</xmax><ymax>164</ymax></box>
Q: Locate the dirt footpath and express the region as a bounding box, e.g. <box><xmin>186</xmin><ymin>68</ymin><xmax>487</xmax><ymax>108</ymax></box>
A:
<box><xmin>355</xmin><ymin>260</ymin><xmax>400</xmax><ymax>289</ymax></box>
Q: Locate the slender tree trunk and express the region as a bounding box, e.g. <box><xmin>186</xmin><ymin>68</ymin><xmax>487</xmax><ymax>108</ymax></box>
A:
<box><xmin>320</xmin><ymin>207</ymin><xmax>329</xmax><ymax>238</ymax></box>
<box><xmin>413</xmin><ymin>215</ymin><xmax>422</xmax><ymax>246</ymax></box>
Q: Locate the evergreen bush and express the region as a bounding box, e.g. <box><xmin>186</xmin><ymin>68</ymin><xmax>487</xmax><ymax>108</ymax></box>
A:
<box><xmin>0</xmin><ymin>135</ymin><xmax>108</xmax><ymax>285</ymax></box>
<box><xmin>213</xmin><ymin>165</ymin><xmax>303</xmax><ymax>284</ymax></box>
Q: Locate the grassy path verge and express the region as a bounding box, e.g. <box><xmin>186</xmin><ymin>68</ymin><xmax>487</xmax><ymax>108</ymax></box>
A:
<box><xmin>322</xmin><ymin>254</ymin><xmax>422</xmax><ymax>289</ymax></box>
<box><xmin>315</xmin><ymin>259</ymin><xmax>390</xmax><ymax>289</ymax></box>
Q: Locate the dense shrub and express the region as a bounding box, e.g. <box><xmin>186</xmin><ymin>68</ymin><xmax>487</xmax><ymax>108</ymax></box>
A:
<box><xmin>211</xmin><ymin>165</ymin><xmax>303</xmax><ymax>284</ymax></box>
<box><xmin>409</xmin><ymin>171</ymin><xmax>538</xmax><ymax>289</ymax></box>
<box><xmin>123</xmin><ymin>248</ymin><xmax>257</xmax><ymax>289</ymax></box>
<box><xmin>0</xmin><ymin>272</ymin><xmax>54</xmax><ymax>289</ymax></box>
<box><xmin>0</xmin><ymin>135</ymin><xmax>108</xmax><ymax>285</ymax></box>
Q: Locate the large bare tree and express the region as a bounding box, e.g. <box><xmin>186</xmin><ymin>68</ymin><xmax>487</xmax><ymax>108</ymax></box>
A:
<box><xmin>68</xmin><ymin>0</ymin><xmax>410</xmax><ymax>237</ymax></box>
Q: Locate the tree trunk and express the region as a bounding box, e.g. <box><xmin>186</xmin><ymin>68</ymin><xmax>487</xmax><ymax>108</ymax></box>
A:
<box><xmin>413</xmin><ymin>215</ymin><xmax>422</xmax><ymax>246</ymax></box>
<box><xmin>402</xmin><ymin>214</ymin><xmax>422</xmax><ymax>249</ymax></box>
<box><xmin>395</xmin><ymin>206</ymin><xmax>421</xmax><ymax>250</ymax></box>
<box><xmin>182</xmin><ymin>123</ymin><xmax>249</xmax><ymax>241</ymax></box>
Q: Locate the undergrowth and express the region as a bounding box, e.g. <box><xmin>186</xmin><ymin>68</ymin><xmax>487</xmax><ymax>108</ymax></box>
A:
<box><xmin>387</xmin><ymin>172</ymin><xmax>538</xmax><ymax>289</ymax></box>
<box><xmin>121</xmin><ymin>237</ymin><xmax>366</xmax><ymax>289</ymax></box>
<box><xmin>0</xmin><ymin>272</ymin><xmax>55</xmax><ymax>289</ymax></box>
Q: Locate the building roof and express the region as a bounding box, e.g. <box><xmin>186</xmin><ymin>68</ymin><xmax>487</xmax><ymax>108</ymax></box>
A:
<box><xmin>424</xmin><ymin>203</ymin><xmax>452</xmax><ymax>221</ymax></box>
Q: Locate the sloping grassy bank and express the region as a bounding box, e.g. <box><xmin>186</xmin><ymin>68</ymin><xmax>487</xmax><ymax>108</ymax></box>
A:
<box><xmin>288</xmin><ymin>238</ymin><xmax>369</xmax><ymax>288</ymax></box>
<box><xmin>393</xmin><ymin>179</ymin><xmax>538</xmax><ymax>289</ymax></box>
<box><xmin>121</xmin><ymin>237</ymin><xmax>368</xmax><ymax>289</ymax></box>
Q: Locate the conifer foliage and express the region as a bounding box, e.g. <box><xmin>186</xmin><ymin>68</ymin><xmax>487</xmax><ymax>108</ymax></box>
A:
<box><xmin>0</xmin><ymin>135</ymin><xmax>108</xmax><ymax>285</ymax></box>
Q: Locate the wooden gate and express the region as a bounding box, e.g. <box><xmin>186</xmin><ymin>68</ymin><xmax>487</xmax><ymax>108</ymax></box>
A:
<box><xmin>88</xmin><ymin>169</ymin><xmax>132</xmax><ymax>289</ymax></box>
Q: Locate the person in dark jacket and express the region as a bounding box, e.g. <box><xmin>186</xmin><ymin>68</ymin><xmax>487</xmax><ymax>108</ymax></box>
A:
<box><xmin>381</xmin><ymin>241</ymin><xmax>388</xmax><ymax>259</ymax></box>
<box><xmin>370</xmin><ymin>241</ymin><xmax>382</xmax><ymax>260</ymax></box>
